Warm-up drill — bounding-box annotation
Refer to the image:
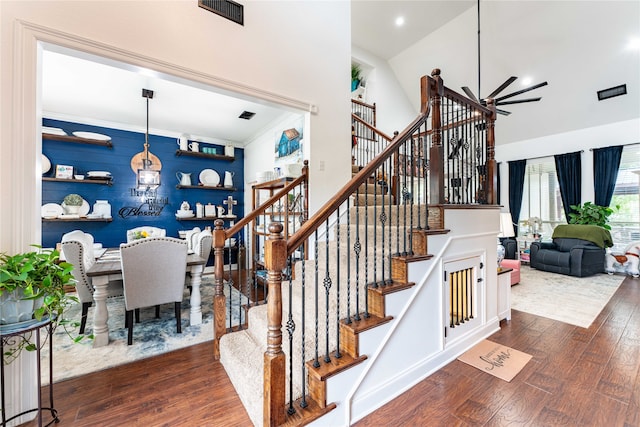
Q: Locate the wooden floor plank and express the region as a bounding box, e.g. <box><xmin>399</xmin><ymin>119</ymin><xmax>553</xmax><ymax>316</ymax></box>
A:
<box><xmin>17</xmin><ymin>276</ymin><xmax>639</xmax><ymax>427</ymax></box>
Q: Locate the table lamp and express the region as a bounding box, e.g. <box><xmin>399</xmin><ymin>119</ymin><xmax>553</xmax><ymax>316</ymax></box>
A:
<box><xmin>497</xmin><ymin>212</ymin><xmax>515</xmax><ymax>268</ymax></box>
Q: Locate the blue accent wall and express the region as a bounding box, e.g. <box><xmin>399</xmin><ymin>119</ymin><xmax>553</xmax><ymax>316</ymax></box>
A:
<box><xmin>42</xmin><ymin>118</ymin><xmax>244</xmax><ymax>251</ymax></box>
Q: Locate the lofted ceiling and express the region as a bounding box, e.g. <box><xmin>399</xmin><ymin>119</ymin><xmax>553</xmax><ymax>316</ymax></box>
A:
<box><xmin>352</xmin><ymin>0</ymin><xmax>640</xmax><ymax>145</ymax></box>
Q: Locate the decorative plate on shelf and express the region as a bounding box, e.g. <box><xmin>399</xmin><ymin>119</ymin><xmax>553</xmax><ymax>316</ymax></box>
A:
<box><xmin>199</xmin><ymin>169</ymin><xmax>220</xmax><ymax>187</ymax></box>
<box><xmin>41</xmin><ymin>154</ymin><xmax>51</xmax><ymax>174</ymax></box>
<box><xmin>72</xmin><ymin>131</ymin><xmax>111</xmax><ymax>141</ymax></box>
<box><xmin>42</xmin><ymin>126</ymin><xmax>67</xmax><ymax>136</ymax></box>
<box><xmin>41</xmin><ymin>203</ymin><xmax>63</xmax><ymax>219</ymax></box>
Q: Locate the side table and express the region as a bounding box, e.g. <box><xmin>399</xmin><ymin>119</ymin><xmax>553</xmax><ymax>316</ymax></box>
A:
<box><xmin>1</xmin><ymin>318</ymin><xmax>58</xmax><ymax>427</ymax></box>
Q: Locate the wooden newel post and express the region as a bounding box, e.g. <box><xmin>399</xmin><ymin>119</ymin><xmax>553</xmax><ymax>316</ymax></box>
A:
<box><xmin>264</xmin><ymin>222</ymin><xmax>287</xmax><ymax>427</ymax></box>
<box><xmin>485</xmin><ymin>99</ymin><xmax>498</xmax><ymax>205</ymax></box>
<box><xmin>213</xmin><ymin>219</ymin><xmax>226</xmax><ymax>360</ymax></box>
<box><xmin>428</xmin><ymin>68</ymin><xmax>445</xmax><ymax>205</ymax></box>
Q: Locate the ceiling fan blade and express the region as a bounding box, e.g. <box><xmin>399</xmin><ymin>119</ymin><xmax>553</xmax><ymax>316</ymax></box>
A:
<box><xmin>486</xmin><ymin>76</ymin><xmax>518</xmax><ymax>99</ymax></box>
<box><xmin>495</xmin><ymin>81</ymin><xmax>548</xmax><ymax>103</ymax></box>
<box><xmin>496</xmin><ymin>108</ymin><xmax>512</xmax><ymax>116</ymax></box>
<box><xmin>461</xmin><ymin>86</ymin><xmax>480</xmax><ymax>103</ymax></box>
<box><xmin>497</xmin><ymin>97</ymin><xmax>542</xmax><ymax>106</ymax></box>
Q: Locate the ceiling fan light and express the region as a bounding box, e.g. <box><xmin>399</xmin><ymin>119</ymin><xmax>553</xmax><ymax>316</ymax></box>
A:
<box><xmin>521</xmin><ymin>77</ymin><xmax>533</xmax><ymax>86</ymax></box>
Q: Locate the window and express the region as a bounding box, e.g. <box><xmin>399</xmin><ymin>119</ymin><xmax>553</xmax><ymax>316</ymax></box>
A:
<box><xmin>609</xmin><ymin>144</ymin><xmax>640</xmax><ymax>252</ymax></box>
<box><xmin>519</xmin><ymin>158</ymin><xmax>565</xmax><ymax>238</ymax></box>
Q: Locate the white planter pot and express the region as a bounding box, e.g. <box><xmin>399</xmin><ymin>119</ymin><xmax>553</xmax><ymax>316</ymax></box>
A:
<box><xmin>0</xmin><ymin>288</ymin><xmax>43</xmax><ymax>325</ymax></box>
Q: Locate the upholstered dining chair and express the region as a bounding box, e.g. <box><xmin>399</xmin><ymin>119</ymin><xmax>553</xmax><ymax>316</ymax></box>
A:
<box><xmin>126</xmin><ymin>226</ymin><xmax>166</xmax><ymax>242</ymax></box>
<box><xmin>119</xmin><ymin>237</ymin><xmax>188</xmax><ymax>345</ymax></box>
<box><xmin>61</xmin><ymin>230</ymin><xmax>124</xmax><ymax>334</ymax></box>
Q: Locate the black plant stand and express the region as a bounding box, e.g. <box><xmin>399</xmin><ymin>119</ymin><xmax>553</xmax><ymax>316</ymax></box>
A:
<box><xmin>1</xmin><ymin>318</ymin><xmax>58</xmax><ymax>427</ymax></box>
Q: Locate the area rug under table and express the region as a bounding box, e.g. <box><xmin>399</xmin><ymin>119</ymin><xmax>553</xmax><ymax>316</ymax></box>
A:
<box><xmin>511</xmin><ymin>267</ymin><xmax>624</xmax><ymax>328</ymax></box>
<box><xmin>40</xmin><ymin>276</ymin><xmax>248</xmax><ymax>385</ymax></box>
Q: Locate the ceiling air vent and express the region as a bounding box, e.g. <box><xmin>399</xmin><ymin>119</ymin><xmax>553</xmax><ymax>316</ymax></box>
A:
<box><xmin>597</xmin><ymin>84</ymin><xmax>627</xmax><ymax>101</ymax></box>
<box><xmin>239</xmin><ymin>111</ymin><xmax>255</xmax><ymax>120</ymax></box>
<box><xmin>198</xmin><ymin>0</ymin><xmax>244</xmax><ymax>26</ymax></box>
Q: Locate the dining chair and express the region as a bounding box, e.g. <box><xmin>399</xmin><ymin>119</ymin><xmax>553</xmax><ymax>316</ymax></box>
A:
<box><xmin>126</xmin><ymin>226</ymin><xmax>166</xmax><ymax>242</ymax></box>
<box><xmin>61</xmin><ymin>230</ymin><xmax>124</xmax><ymax>334</ymax></box>
<box><xmin>119</xmin><ymin>237</ymin><xmax>188</xmax><ymax>345</ymax></box>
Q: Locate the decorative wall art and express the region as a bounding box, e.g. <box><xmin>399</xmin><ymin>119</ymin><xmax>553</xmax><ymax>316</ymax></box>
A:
<box><xmin>274</xmin><ymin>117</ymin><xmax>303</xmax><ymax>166</ymax></box>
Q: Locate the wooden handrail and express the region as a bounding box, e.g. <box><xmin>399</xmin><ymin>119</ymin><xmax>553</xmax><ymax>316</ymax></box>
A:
<box><xmin>351</xmin><ymin>114</ymin><xmax>393</xmax><ymax>142</ymax></box>
<box><xmin>287</xmin><ymin>109</ymin><xmax>432</xmax><ymax>255</ymax></box>
<box><xmin>224</xmin><ymin>163</ymin><xmax>308</xmax><ymax>239</ymax></box>
<box><xmin>351</xmin><ymin>98</ymin><xmax>376</xmax><ymax>109</ymax></box>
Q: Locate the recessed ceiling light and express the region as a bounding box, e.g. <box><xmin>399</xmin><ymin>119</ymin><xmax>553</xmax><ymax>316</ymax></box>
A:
<box><xmin>395</xmin><ymin>16</ymin><xmax>405</xmax><ymax>27</ymax></box>
<box><xmin>521</xmin><ymin>76</ymin><xmax>533</xmax><ymax>86</ymax></box>
<box><xmin>627</xmin><ymin>37</ymin><xmax>640</xmax><ymax>50</ymax></box>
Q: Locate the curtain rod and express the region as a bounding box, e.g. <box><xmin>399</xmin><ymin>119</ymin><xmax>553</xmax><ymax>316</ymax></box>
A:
<box><xmin>509</xmin><ymin>149</ymin><xmax>584</xmax><ymax>163</ymax></box>
<box><xmin>589</xmin><ymin>141</ymin><xmax>640</xmax><ymax>151</ymax></box>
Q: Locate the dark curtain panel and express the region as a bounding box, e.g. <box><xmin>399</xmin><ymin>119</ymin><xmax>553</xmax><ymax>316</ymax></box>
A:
<box><xmin>554</xmin><ymin>151</ymin><xmax>582</xmax><ymax>220</ymax></box>
<box><xmin>508</xmin><ymin>160</ymin><xmax>526</xmax><ymax>236</ymax></box>
<box><xmin>593</xmin><ymin>145</ymin><xmax>623</xmax><ymax>207</ymax></box>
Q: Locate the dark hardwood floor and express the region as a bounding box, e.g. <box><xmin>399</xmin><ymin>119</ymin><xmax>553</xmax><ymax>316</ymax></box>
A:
<box><xmin>23</xmin><ymin>276</ymin><xmax>639</xmax><ymax>427</ymax></box>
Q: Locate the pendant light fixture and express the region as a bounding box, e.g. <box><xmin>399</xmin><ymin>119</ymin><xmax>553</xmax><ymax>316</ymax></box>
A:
<box><xmin>131</xmin><ymin>88</ymin><xmax>162</xmax><ymax>191</ymax></box>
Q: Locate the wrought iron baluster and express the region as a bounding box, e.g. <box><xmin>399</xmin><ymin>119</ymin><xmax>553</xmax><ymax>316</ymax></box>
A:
<box><xmin>286</xmin><ymin>263</ymin><xmax>295</xmax><ymax>415</ymax></box>
<box><xmin>354</xmin><ymin>194</ymin><xmax>362</xmax><ymax>322</ymax></box>
<box><xmin>372</xmin><ymin>165</ymin><xmax>378</xmax><ymax>288</ymax></box>
<box><xmin>334</xmin><ymin>206</ymin><xmax>341</xmax><ymax>359</ymax></box>
<box><xmin>300</xmin><ymin>244</ymin><xmax>308</xmax><ymax>409</ymax></box>
<box><xmin>346</xmin><ymin>198</ymin><xmax>352</xmax><ymax>324</ymax></box>
<box><xmin>323</xmin><ymin>218</ymin><xmax>332</xmax><ymax>364</ymax></box>
<box><xmin>313</xmin><ymin>230</ymin><xmax>320</xmax><ymax>368</ymax></box>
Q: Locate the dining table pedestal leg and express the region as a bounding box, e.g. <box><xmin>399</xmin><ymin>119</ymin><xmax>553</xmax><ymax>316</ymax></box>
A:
<box><xmin>189</xmin><ymin>264</ymin><xmax>204</xmax><ymax>325</ymax></box>
<box><xmin>91</xmin><ymin>276</ymin><xmax>110</xmax><ymax>347</ymax></box>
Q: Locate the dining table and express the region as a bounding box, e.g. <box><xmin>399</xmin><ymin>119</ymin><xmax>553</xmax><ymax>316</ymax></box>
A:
<box><xmin>86</xmin><ymin>248</ymin><xmax>206</xmax><ymax>347</ymax></box>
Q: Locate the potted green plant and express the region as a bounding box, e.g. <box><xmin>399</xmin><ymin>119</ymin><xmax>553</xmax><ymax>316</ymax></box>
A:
<box><xmin>0</xmin><ymin>246</ymin><xmax>81</xmax><ymax>363</ymax></box>
<box><xmin>568</xmin><ymin>202</ymin><xmax>618</xmax><ymax>230</ymax></box>
<box><xmin>351</xmin><ymin>63</ymin><xmax>362</xmax><ymax>92</ymax></box>
<box><xmin>63</xmin><ymin>193</ymin><xmax>83</xmax><ymax>215</ymax></box>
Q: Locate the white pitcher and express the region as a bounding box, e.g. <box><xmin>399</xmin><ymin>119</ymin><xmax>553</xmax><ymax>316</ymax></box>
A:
<box><xmin>177</xmin><ymin>134</ymin><xmax>189</xmax><ymax>151</ymax></box>
<box><xmin>224</xmin><ymin>171</ymin><xmax>234</xmax><ymax>188</ymax></box>
<box><xmin>176</xmin><ymin>172</ymin><xmax>192</xmax><ymax>186</ymax></box>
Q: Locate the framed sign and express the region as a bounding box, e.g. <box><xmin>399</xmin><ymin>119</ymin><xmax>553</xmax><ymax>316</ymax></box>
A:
<box><xmin>55</xmin><ymin>164</ymin><xmax>74</xmax><ymax>179</ymax></box>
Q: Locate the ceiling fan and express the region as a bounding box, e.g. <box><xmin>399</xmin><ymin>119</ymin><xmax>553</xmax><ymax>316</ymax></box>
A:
<box><xmin>461</xmin><ymin>0</ymin><xmax>548</xmax><ymax>116</ymax></box>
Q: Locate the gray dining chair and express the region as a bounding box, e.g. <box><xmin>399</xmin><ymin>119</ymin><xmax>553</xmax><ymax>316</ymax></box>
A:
<box><xmin>61</xmin><ymin>230</ymin><xmax>124</xmax><ymax>334</ymax></box>
<box><xmin>119</xmin><ymin>237</ymin><xmax>188</xmax><ymax>345</ymax></box>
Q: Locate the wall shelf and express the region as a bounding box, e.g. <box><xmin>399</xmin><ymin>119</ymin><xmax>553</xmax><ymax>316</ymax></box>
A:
<box><xmin>176</xmin><ymin>184</ymin><xmax>236</xmax><ymax>191</ymax></box>
<box><xmin>175</xmin><ymin>150</ymin><xmax>234</xmax><ymax>161</ymax></box>
<box><xmin>43</xmin><ymin>177</ymin><xmax>113</xmax><ymax>186</ymax></box>
<box><xmin>42</xmin><ymin>217</ymin><xmax>113</xmax><ymax>222</ymax></box>
<box><xmin>43</xmin><ymin>133</ymin><xmax>113</xmax><ymax>148</ymax></box>
<box><xmin>176</xmin><ymin>216</ymin><xmax>237</xmax><ymax>221</ymax></box>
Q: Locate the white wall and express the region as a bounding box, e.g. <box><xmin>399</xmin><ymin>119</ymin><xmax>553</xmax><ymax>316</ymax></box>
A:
<box><xmin>0</xmin><ymin>0</ymin><xmax>352</xmax><ymax>253</ymax></box>
<box><xmin>496</xmin><ymin>118</ymin><xmax>640</xmax><ymax>209</ymax></box>
<box><xmin>351</xmin><ymin>45</ymin><xmax>417</xmax><ymax>137</ymax></box>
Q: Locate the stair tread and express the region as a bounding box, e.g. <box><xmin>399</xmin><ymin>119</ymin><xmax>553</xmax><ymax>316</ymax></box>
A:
<box><xmin>306</xmin><ymin>353</ymin><xmax>368</xmax><ymax>381</ymax></box>
<box><xmin>412</xmin><ymin>228</ymin><xmax>451</xmax><ymax>235</ymax></box>
<box><xmin>368</xmin><ymin>280</ymin><xmax>415</xmax><ymax>295</ymax></box>
<box><xmin>281</xmin><ymin>397</ymin><xmax>337</xmax><ymax>427</ymax></box>
<box><xmin>340</xmin><ymin>314</ymin><xmax>393</xmax><ymax>333</ymax></box>
<box><xmin>393</xmin><ymin>253</ymin><xmax>434</xmax><ymax>262</ymax></box>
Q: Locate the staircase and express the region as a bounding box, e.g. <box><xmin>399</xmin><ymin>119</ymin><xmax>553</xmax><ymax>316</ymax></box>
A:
<box><xmin>214</xmin><ymin>69</ymin><xmax>502</xmax><ymax>426</ymax></box>
<box><xmin>220</xmin><ymin>183</ymin><xmax>442</xmax><ymax>426</ymax></box>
